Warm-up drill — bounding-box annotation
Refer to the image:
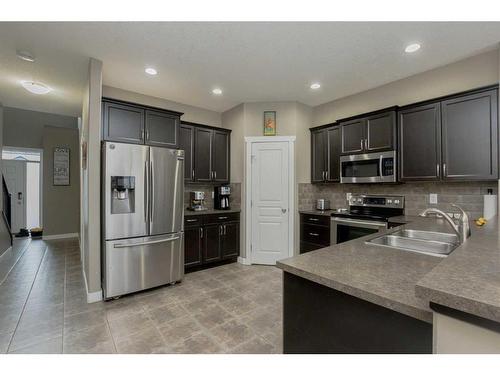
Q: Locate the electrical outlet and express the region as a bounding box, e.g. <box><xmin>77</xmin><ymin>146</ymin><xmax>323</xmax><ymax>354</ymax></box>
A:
<box><xmin>429</xmin><ymin>194</ymin><xmax>438</xmax><ymax>204</ymax></box>
<box><xmin>211</xmin><ymin>191</ymin><xmax>214</xmax><ymax>199</ymax></box>
<box><xmin>346</xmin><ymin>193</ymin><xmax>352</xmax><ymax>201</ymax></box>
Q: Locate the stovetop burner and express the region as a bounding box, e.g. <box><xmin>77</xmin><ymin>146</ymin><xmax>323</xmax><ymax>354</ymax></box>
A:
<box><xmin>331</xmin><ymin>194</ymin><xmax>405</xmax><ymax>221</ymax></box>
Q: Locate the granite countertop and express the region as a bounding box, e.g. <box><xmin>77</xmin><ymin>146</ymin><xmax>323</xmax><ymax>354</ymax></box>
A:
<box><xmin>184</xmin><ymin>208</ymin><xmax>241</xmax><ymax>216</ymax></box>
<box><xmin>415</xmin><ymin>217</ymin><xmax>500</xmax><ymax>324</ymax></box>
<box><xmin>279</xmin><ymin>213</ymin><xmax>500</xmax><ymax>324</ymax></box>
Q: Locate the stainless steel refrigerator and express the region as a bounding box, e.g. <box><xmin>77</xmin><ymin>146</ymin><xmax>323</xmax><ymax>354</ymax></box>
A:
<box><xmin>101</xmin><ymin>141</ymin><xmax>184</xmax><ymax>299</ymax></box>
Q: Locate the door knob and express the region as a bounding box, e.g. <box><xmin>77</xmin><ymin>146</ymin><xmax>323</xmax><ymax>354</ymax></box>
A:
<box><xmin>282</xmin><ymin>208</ymin><xmax>287</xmax><ymax>213</ymax></box>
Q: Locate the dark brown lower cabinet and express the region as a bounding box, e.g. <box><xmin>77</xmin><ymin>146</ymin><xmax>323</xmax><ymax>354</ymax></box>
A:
<box><xmin>300</xmin><ymin>213</ymin><xmax>330</xmax><ymax>254</ymax></box>
<box><xmin>184</xmin><ymin>213</ymin><xmax>240</xmax><ymax>270</ymax></box>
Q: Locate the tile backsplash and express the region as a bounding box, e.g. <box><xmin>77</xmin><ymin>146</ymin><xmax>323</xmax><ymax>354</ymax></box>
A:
<box><xmin>298</xmin><ymin>182</ymin><xmax>498</xmax><ymax>219</ymax></box>
<box><xmin>184</xmin><ymin>183</ymin><xmax>241</xmax><ymax>210</ymax></box>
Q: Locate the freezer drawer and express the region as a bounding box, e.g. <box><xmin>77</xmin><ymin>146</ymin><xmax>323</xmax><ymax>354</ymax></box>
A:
<box><xmin>103</xmin><ymin>232</ymin><xmax>184</xmax><ymax>299</ymax></box>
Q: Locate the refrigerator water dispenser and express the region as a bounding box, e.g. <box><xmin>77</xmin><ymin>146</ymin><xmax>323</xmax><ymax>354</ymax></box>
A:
<box><xmin>111</xmin><ymin>176</ymin><xmax>135</xmax><ymax>214</ymax></box>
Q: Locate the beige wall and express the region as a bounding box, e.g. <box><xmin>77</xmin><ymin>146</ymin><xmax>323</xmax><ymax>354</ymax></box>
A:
<box><xmin>221</xmin><ymin>101</ymin><xmax>313</xmax><ymax>257</ymax></box>
<box><xmin>102</xmin><ymin>86</ymin><xmax>222</xmax><ymax>127</ymax></box>
<box><xmin>81</xmin><ymin>58</ymin><xmax>103</xmax><ymax>298</ymax></box>
<box><xmin>313</xmin><ymin>49</ymin><xmax>499</xmax><ymax>126</ymax></box>
<box><xmin>3</xmin><ymin>107</ymin><xmax>77</xmax><ymax>149</ymax></box>
<box><xmin>42</xmin><ymin>126</ymin><xmax>80</xmax><ymax>236</ymax></box>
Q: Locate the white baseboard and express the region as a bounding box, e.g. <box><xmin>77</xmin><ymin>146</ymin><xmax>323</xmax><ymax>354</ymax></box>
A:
<box><xmin>42</xmin><ymin>232</ymin><xmax>79</xmax><ymax>241</ymax></box>
<box><xmin>237</xmin><ymin>256</ymin><xmax>252</xmax><ymax>265</ymax></box>
<box><xmin>82</xmin><ymin>266</ymin><xmax>103</xmax><ymax>303</ymax></box>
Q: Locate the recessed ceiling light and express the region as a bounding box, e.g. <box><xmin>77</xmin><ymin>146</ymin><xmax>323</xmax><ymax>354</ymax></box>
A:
<box><xmin>145</xmin><ymin>67</ymin><xmax>158</xmax><ymax>75</ymax></box>
<box><xmin>21</xmin><ymin>81</ymin><xmax>52</xmax><ymax>95</ymax></box>
<box><xmin>405</xmin><ymin>43</ymin><xmax>421</xmax><ymax>53</ymax></box>
<box><xmin>16</xmin><ymin>50</ymin><xmax>35</xmax><ymax>62</ymax></box>
<box><xmin>212</xmin><ymin>88</ymin><xmax>223</xmax><ymax>95</ymax></box>
<box><xmin>310</xmin><ymin>83</ymin><xmax>321</xmax><ymax>90</ymax></box>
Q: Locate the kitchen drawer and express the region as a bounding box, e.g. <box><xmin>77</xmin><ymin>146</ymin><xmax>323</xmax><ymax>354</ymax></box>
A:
<box><xmin>301</xmin><ymin>213</ymin><xmax>331</xmax><ymax>227</ymax></box>
<box><xmin>300</xmin><ymin>241</ymin><xmax>325</xmax><ymax>254</ymax></box>
<box><xmin>301</xmin><ymin>223</ymin><xmax>330</xmax><ymax>246</ymax></box>
<box><xmin>204</xmin><ymin>212</ymin><xmax>240</xmax><ymax>224</ymax></box>
<box><xmin>184</xmin><ymin>215</ymin><xmax>203</xmax><ymax>227</ymax></box>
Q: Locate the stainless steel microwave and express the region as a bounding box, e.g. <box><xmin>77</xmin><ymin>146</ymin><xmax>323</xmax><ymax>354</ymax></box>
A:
<box><xmin>340</xmin><ymin>150</ymin><xmax>396</xmax><ymax>183</ymax></box>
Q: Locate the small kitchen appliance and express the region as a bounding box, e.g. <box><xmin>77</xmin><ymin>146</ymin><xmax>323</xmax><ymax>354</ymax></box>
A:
<box><xmin>316</xmin><ymin>199</ymin><xmax>331</xmax><ymax>211</ymax></box>
<box><xmin>214</xmin><ymin>185</ymin><xmax>231</xmax><ymax>210</ymax></box>
<box><xmin>188</xmin><ymin>191</ymin><xmax>207</xmax><ymax>211</ymax></box>
<box><xmin>331</xmin><ymin>194</ymin><xmax>404</xmax><ymax>244</ymax></box>
<box><xmin>340</xmin><ymin>150</ymin><xmax>396</xmax><ymax>183</ymax></box>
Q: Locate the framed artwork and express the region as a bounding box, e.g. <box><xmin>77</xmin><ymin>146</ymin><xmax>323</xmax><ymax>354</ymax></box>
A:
<box><xmin>263</xmin><ymin>111</ymin><xmax>277</xmax><ymax>136</ymax></box>
<box><xmin>53</xmin><ymin>147</ymin><xmax>70</xmax><ymax>186</ymax></box>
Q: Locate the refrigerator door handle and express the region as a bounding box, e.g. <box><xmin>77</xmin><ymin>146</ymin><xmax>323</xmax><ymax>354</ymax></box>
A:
<box><xmin>113</xmin><ymin>236</ymin><xmax>180</xmax><ymax>248</ymax></box>
<box><xmin>150</xmin><ymin>159</ymin><xmax>154</xmax><ymax>225</ymax></box>
<box><xmin>144</xmin><ymin>161</ymin><xmax>149</xmax><ymax>224</ymax></box>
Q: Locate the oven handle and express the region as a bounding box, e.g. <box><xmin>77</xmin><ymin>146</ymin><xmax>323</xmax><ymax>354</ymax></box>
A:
<box><xmin>331</xmin><ymin>217</ymin><xmax>387</xmax><ymax>228</ymax></box>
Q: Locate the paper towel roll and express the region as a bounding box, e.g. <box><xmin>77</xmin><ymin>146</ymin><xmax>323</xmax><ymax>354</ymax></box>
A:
<box><xmin>483</xmin><ymin>194</ymin><xmax>497</xmax><ymax>220</ymax></box>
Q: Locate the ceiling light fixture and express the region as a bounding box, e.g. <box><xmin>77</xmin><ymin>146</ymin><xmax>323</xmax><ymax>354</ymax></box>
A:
<box><xmin>404</xmin><ymin>43</ymin><xmax>421</xmax><ymax>53</ymax></box>
<box><xmin>145</xmin><ymin>67</ymin><xmax>158</xmax><ymax>75</ymax></box>
<box><xmin>212</xmin><ymin>88</ymin><xmax>223</xmax><ymax>95</ymax></box>
<box><xmin>310</xmin><ymin>83</ymin><xmax>321</xmax><ymax>90</ymax></box>
<box><xmin>16</xmin><ymin>50</ymin><xmax>35</xmax><ymax>62</ymax></box>
<box><xmin>21</xmin><ymin>81</ymin><xmax>52</xmax><ymax>95</ymax></box>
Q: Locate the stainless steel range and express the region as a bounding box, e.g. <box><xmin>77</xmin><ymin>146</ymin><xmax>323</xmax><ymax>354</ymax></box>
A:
<box><xmin>331</xmin><ymin>194</ymin><xmax>404</xmax><ymax>244</ymax></box>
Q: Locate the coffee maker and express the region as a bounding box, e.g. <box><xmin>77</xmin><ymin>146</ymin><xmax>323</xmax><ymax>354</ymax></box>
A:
<box><xmin>214</xmin><ymin>185</ymin><xmax>231</xmax><ymax>210</ymax></box>
<box><xmin>188</xmin><ymin>191</ymin><xmax>207</xmax><ymax>211</ymax></box>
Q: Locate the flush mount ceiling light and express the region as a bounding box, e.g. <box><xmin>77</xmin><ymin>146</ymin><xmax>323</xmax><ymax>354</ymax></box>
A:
<box><xmin>16</xmin><ymin>50</ymin><xmax>35</xmax><ymax>62</ymax></box>
<box><xmin>310</xmin><ymin>83</ymin><xmax>321</xmax><ymax>90</ymax></box>
<box><xmin>21</xmin><ymin>81</ymin><xmax>52</xmax><ymax>95</ymax></box>
<box><xmin>212</xmin><ymin>88</ymin><xmax>223</xmax><ymax>95</ymax></box>
<box><xmin>145</xmin><ymin>67</ymin><xmax>158</xmax><ymax>75</ymax></box>
<box><xmin>405</xmin><ymin>43</ymin><xmax>421</xmax><ymax>53</ymax></box>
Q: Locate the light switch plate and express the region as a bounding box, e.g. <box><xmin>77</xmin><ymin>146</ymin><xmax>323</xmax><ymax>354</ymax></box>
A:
<box><xmin>429</xmin><ymin>194</ymin><xmax>438</xmax><ymax>204</ymax></box>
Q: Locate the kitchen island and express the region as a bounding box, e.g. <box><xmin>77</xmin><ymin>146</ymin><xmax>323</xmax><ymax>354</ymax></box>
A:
<box><xmin>277</xmin><ymin>215</ymin><xmax>500</xmax><ymax>353</ymax></box>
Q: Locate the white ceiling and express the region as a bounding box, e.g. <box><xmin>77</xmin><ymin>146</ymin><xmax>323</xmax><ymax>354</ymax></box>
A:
<box><xmin>1</xmin><ymin>22</ymin><xmax>500</xmax><ymax>117</ymax></box>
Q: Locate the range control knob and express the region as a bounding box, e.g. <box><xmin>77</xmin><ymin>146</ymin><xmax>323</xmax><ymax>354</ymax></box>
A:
<box><xmin>394</xmin><ymin>199</ymin><xmax>400</xmax><ymax>205</ymax></box>
<box><xmin>387</xmin><ymin>199</ymin><xmax>393</xmax><ymax>204</ymax></box>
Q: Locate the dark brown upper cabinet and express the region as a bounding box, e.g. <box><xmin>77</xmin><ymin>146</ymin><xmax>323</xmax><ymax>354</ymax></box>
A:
<box><xmin>145</xmin><ymin>109</ymin><xmax>179</xmax><ymax>148</ymax></box>
<box><xmin>212</xmin><ymin>130</ymin><xmax>230</xmax><ymax>183</ymax></box>
<box><xmin>179</xmin><ymin>124</ymin><xmax>195</xmax><ymax>182</ymax></box>
<box><xmin>102</xmin><ymin>101</ymin><xmax>145</xmax><ymax>144</ymax></box>
<box><xmin>310</xmin><ymin>124</ymin><xmax>341</xmax><ymax>183</ymax></box>
<box><xmin>327</xmin><ymin>126</ymin><xmax>341</xmax><ymax>182</ymax></box>
<box><xmin>441</xmin><ymin>89</ymin><xmax>498</xmax><ymax>181</ymax></box>
<box><xmin>102</xmin><ymin>98</ymin><xmax>182</xmax><ymax>148</ymax></box>
<box><xmin>311</xmin><ymin>128</ymin><xmax>328</xmax><ymax>183</ymax></box>
<box><xmin>340</xmin><ymin>109</ymin><xmax>396</xmax><ymax>154</ymax></box>
<box><xmin>194</xmin><ymin>127</ymin><xmax>213</xmax><ymax>183</ymax></box>
<box><xmin>181</xmin><ymin>122</ymin><xmax>231</xmax><ymax>184</ymax></box>
<box><xmin>399</xmin><ymin>102</ymin><xmax>442</xmax><ymax>181</ymax></box>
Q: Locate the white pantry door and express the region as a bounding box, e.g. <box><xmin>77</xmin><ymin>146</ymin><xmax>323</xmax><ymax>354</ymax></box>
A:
<box><xmin>2</xmin><ymin>160</ymin><xmax>26</xmax><ymax>233</ymax></box>
<box><xmin>251</xmin><ymin>141</ymin><xmax>290</xmax><ymax>265</ymax></box>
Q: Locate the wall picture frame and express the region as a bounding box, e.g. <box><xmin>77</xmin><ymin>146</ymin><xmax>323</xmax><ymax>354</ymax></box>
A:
<box><xmin>263</xmin><ymin>111</ymin><xmax>277</xmax><ymax>136</ymax></box>
<box><xmin>53</xmin><ymin>147</ymin><xmax>70</xmax><ymax>186</ymax></box>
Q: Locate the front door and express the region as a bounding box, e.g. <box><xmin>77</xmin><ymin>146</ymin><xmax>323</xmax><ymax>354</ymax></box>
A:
<box><xmin>250</xmin><ymin>141</ymin><xmax>290</xmax><ymax>265</ymax></box>
<box><xmin>2</xmin><ymin>160</ymin><xmax>26</xmax><ymax>233</ymax></box>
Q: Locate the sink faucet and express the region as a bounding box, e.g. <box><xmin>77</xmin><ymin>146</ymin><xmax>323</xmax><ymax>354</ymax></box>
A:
<box><xmin>419</xmin><ymin>204</ymin><xmax>471</xmax><ymax>243</ymax></box>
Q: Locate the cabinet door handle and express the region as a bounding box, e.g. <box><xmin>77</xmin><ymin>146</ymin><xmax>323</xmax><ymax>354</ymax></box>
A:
<box><xmin>186</xmin><ymin>219</ymin><xmax>197</xmax><ymax>223</ymax></box>
<box><xmin>365</xmin><ymin>139</ymin><xmax>368</xmax><ymax>150</ymax></box>
<box><xmin>214</xmin><ymin>171</ymin><xmax>217</xmax><ymax>180</ymax></box>
<box><xmin>436</xmin><ymin>164</ymin><xmax>440</xmax><ymax>177</ymax></box>
<box><xmin>360</xmin><ymin>139</ymin><xmax>364</xmax><ymax>150</ymax></box>
<box><xmin>325</xmin><ymin>170</ymin><xmax>328</xmax><ymax>180</ymax></box>
<box><xmin>192</xmin><ymin>169</ymin><xmax>195</xmax><ymax>180</ymax></box>
<box><xmin>309</xmin><ymin>218</ymin><xmax>319</xmax><ymax>222</ymax></box>
<box><xmin>200</xmin><ymin>227</ymin><xmax>203</xmax><ymax>239</ymax></box>
<box><xmin>443</xmin><ymin>163</ymin><xmax>447</xmax><ymax>176</ymax></box>
<box><xmin>309</xmin><ymin>232</ymin><xmax>319</xmax><ymax>237</ymax></box>
<box><xmin>219</xmin><ymin>225</ymin><xmax>223</xmax><ymax>235</ymax></box>
<box><xmin>224</xmin><ymin>224</ymin><xmax>227</xmax><ymax>235</ymax></box>
<box><xmin>218</xmin><ymin>216</ymin><xmax>228</xmax><ymax>220</ymax></box>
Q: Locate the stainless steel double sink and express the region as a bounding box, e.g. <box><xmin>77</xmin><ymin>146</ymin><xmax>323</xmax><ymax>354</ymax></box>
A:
<box><xmin>366</xmin><ymin>229</ymin><xmax>460</xmax><ymax>257</ymax></box>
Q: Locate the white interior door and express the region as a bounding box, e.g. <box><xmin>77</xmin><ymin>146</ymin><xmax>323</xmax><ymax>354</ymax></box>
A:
<box><xmin>2</xmin><ymin>160</ymin><xmax>26</xmax><ymax>233</ymax></box>
<box><xmin>251</xmin><ymin>142</ymin><xmax>290</xmax><ymax>265</ymax></box>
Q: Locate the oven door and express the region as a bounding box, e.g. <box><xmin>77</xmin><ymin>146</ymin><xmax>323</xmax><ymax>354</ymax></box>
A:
<box><xmin>331</xmin><ymin>217</ymin><xmax>387</xmax><ymax>244</ymax></box>
<box><xmin>340</xmin><ymin>151</ymin><xmax>396</xmax><ymax>183</ymax></box>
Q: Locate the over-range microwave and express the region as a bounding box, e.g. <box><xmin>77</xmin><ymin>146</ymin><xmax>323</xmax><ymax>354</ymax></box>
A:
<box><xmin>340</xmin><ymin>150</ymin><xmax>396</xmax><ymax>183</ymax></box>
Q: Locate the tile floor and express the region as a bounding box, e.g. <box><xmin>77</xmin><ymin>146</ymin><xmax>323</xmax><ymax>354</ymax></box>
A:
<box><xmin>0</xmin><ymin>238</ymin><xmax>283</xmax><ymax>354</ymax></box>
